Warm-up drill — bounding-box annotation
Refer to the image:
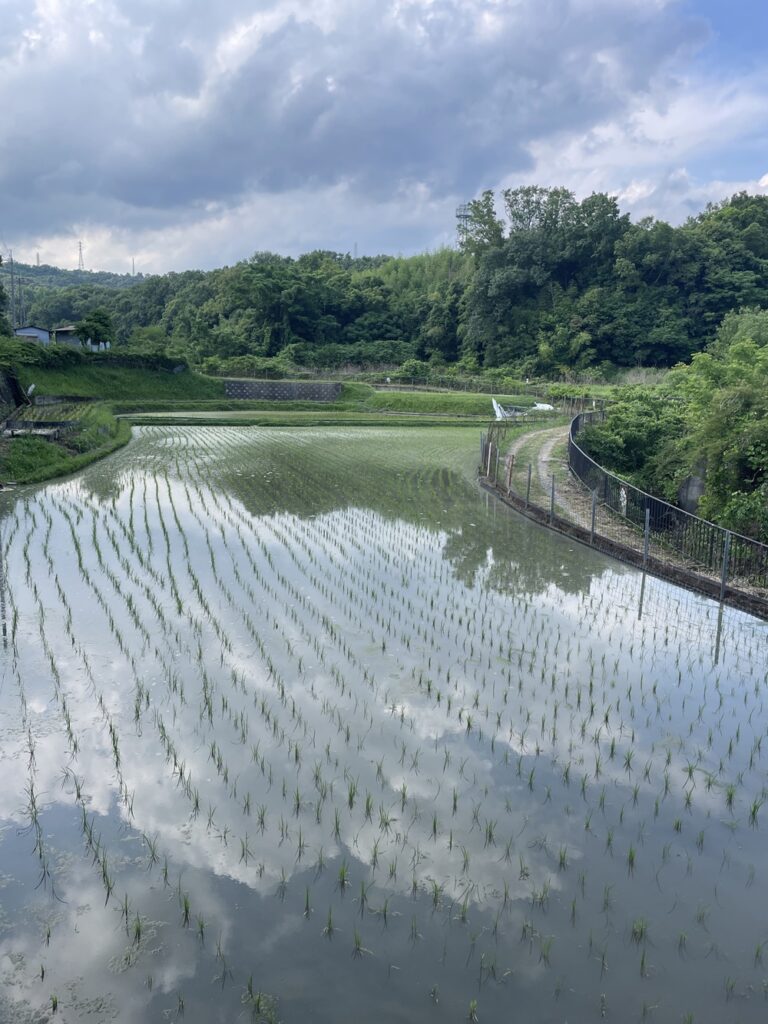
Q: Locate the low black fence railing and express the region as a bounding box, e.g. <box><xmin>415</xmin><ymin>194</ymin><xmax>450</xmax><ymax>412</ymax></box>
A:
<box><xmin>478</xmin><ymin>415</ymin><xmax>767</xmax><ymax>618</ymax></box>
<box><xmin>569</xmin><ymin>412</ymin><xmax>768</xmax><ymax>591</ymax></box>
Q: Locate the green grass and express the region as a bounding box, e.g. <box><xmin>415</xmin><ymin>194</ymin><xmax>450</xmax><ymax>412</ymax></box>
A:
<box><xmin>13</xmin><ymin>366</ymin><xmax>528</xmax><ymax>419</ymax></box>
<box><xmin>118</xmin><ymin>382</ymin><xmax>535</xmax><ymax>424</ymax></box>
<box><xmin>15</xmin><ymin>364</ymin><xmax>225</xmax><ymax>401</ymax></box>
<box><xmin>124</xmin><ymin>410</ymin><xmax>493</xmax><ymax>428</ymax></box>
<box><xmin>357</xmin><ymin>388</ymin><xmax>534</xmax><ymax>415</ymax></box>
<box><xmin>1</xmin><ymin>402</ymin><xmax>131</xmax><ymax>484</ymax></box>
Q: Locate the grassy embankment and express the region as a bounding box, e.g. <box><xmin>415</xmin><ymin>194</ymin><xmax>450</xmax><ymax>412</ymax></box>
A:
<box><xmin>1</xmin><ymin>404</ymin><xmax>132</xmax><ymax>485</ymax></box>
<box><xmin>120</xmin><ymin>382</ymin><xmax>537</xmax><ymax>425</ymax></box>
<box><xmin>2</xmin><ymin>365</ymin><xmax>539</xmax><ymax>483</ymax></box>
<box><xmin>1</xmin><ymin>363</ymin><xmax>224</xmax><ymax>485</ymax></box>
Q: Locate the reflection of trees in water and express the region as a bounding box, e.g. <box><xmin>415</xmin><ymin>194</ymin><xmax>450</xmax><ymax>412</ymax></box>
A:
<box><xmin>9</xmin><ymin>425</ymin><xmax>622</xmax><ymax>606</ymax></box>
<box><xmin>218</xmin><ymin>452</ymin><xmax>478</xmax><ymax>527</ymax></box>
<box><xmin>441</xmin><ymin>504</ymin><xmax>623</xmax><ymax>597</ymax></box>
<box><xmin>215</xmin><ymin>436</ymin><xmax>615</xmax><ymax>600</ymax></box>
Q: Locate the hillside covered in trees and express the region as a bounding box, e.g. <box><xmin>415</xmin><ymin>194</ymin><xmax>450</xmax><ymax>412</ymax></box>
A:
<box><xmin>579</xmin><ymin>307</ymin><xmax>768</xmax><ymax>542</ymax></box>
<box><xmin>2</xmin><ymin>188</ymin><xmax>767</xmax><ymax>380</ymax></box>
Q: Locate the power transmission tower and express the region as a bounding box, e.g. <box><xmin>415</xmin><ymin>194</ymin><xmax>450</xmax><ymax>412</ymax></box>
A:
<box><xmin>456</xmin><ymin>204</ymin><xmax>471</xmax><ymax>249</ymax></box>
<box><xmin>78</xmin><ymin>240</ymin><xmax>85</xmax><ymax>271</ymax></box>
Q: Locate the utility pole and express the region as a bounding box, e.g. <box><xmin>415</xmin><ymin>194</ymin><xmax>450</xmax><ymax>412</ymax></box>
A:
<box><xmin>8</xmin><ymin>250</ymin><xmax>16</xmax><ymax>329</ymax></box>
<box><xmin>18</xmin><ymin>276</ymin><xmax>26</xmax><ymax>326</ymax></box>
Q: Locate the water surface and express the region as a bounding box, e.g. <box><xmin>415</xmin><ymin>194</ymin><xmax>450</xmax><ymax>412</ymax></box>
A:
<box><xmin>1</xmin><ymin>426</ymin><xmax>766</xmax><ymax>1023</ymax></box>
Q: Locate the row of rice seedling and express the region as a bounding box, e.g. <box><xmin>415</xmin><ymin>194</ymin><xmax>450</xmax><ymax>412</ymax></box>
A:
<box><xmin>0</xmin><ymin>424</ymin><xmax>766</xmax><ymax>1021</ymax></box>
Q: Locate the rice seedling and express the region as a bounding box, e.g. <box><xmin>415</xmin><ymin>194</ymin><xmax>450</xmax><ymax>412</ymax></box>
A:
<box><xmin>351</xmin><ymin>928</ymin><xmax>373</xmax><ymax>959</ymax></box>
<box><xmin>337</xmin><ymin>860</ymin><xmax>350</xmax><ymax>890</ymax></box>
<box><xmin>631</xmin><ymin>918</ymin><xmax>648</xmax><ymax>945</ymax></box>
<box><xmin>627</xmin><ymin>845</ymin><xmax>636</xmax><ymax>875</ymax></box>
<box><xmin>4</xmin><ymin>425</ymin><xmax>767</xmax><ymax>1024</ymax></box>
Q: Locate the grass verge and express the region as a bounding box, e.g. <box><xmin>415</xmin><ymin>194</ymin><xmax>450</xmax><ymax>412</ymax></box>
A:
<box><xmin>15</xmin><ymin>364</ymin><xmax>225</xmax><ymax>401</ymax></box>
<box><xmin>1</xmin><ymin>403</ymin><xmax>131</xmax><ymax>485</ymax></box>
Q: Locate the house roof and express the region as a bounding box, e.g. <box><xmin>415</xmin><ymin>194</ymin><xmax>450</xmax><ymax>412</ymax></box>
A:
<box><xmin>14</xmin><ymin>325</ymin><xmax>50</xmax><ymax>333</ymax></box>
<box><xmin>55</xmin><ymin>325</ymin><xmax>79</xmax><ymax>333</ymax></box>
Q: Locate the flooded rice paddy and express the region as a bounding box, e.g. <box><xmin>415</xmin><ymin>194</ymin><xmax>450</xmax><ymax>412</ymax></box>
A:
<box><xmin>1</xmin><ymin>425</ymin><xmax>767</xmax><ymax>1023</ymax></box>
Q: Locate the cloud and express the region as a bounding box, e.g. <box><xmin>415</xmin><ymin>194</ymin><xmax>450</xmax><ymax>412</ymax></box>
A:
<box><xmin>512</xmin><ymin>70</ymin><xmax>768</xmax><ymax>222</ymax></box>
<box><xmin>24</xmin><ymin>180</ymin><xmax>460</xmax><ymax>274</ymax></box>
<box><xmin>1</xmin><ymin>0</ymin><xmax>766</xmax><ymax>270</ymax></box>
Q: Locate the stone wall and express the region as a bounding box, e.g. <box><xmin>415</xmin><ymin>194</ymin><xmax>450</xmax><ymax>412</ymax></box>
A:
<box><xmin>223</xmin><ymin>379</ymin><xmax>342</xmax><ymax>402</ymax></box>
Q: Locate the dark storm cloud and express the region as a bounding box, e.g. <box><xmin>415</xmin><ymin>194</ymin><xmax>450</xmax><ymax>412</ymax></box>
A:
<box><xmin>0</xmin><ymin>0</ymin><xmax>702</xmax><ymax>245</ymax></box>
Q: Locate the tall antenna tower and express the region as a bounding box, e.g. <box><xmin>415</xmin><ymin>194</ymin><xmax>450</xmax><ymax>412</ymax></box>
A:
<box><xmin>36</xmin><ymin>251</ymin><xmax>40</xmax><ymax>267</ymax></box>
<box><xmin>78</xmin><ymin>240</ymin><xmax>85</xmax><ymax>271</ymax></box>
<box><xmin>456</xmin><ymin>204</ymin><xmax>471</xmax><ymax>249</ymax></box>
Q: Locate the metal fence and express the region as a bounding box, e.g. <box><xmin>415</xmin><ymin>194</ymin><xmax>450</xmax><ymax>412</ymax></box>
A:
<box><xmin>480</xmin><ymin>415</ymin><xmax>768</xmax><ymax>619</ymax></box>
<box><xmin>569</xmin><ymin>412</ymin><xmax>768</xmax><ymax>592</ymax></box>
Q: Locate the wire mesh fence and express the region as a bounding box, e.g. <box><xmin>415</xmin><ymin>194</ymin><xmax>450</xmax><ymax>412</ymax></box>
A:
<box><xmin>480</xmin><ymin>415</ymin><xmax>768</xmax><ymax>619</ymax></box>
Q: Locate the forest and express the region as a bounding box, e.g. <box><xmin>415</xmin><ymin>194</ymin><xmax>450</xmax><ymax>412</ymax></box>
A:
<box><xmin>1</xmin><ymin>188</ymin><xmax>767</xmax><ymax>380</ymax></box>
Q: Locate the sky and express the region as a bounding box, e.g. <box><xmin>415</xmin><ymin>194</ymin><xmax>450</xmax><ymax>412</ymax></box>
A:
<box><xmin>1</xmin><ymin>0</ymin><xmax>767</xmax><ymax>274</ymax></box>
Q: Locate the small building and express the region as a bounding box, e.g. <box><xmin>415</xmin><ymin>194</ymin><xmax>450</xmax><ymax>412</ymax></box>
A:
<box><xmin>14</xmin><ymin>325</ymin><xmax>52</xmax><ymax>346</ymax></box>
<box><xmin>53</xmin><ymin>326</ymin><xmax>83</xmax><ymax>348</ymax></box>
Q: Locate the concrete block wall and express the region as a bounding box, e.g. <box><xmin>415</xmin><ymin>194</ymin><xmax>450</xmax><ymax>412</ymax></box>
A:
<box><xmin>223</xmin><ymin>379</ymin><xmax>342</xmax><ymax>402</ymax></box>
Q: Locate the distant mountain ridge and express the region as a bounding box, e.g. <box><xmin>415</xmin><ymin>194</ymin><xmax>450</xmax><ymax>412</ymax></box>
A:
<box><xmin>3</xmin><ymin>261</ymin><xmax>146</xmax><ymax>291</ymax></box>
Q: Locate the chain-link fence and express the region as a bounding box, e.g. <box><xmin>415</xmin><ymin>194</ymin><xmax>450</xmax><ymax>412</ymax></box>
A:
<box><xmin>480</xmin><ymin>415</ymin><xmax>768</xmax><ymax>620</ymax></box>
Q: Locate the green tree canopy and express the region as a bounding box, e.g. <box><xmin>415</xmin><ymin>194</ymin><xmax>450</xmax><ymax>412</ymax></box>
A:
<box><xmin>75</xmin><ymin>308</ymin><xmax>116</xmax><ymax>346</ymax></box>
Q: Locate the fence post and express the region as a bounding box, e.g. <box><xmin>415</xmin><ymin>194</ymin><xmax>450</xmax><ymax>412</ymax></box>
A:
<box><xmin>550</xmin><ymin>474</ymin><xmax>555</xmax><ymax>524</ymax></box>
<box><xmin>486</xmin><ymin>442</ymin><xmax>494</xmax><ymax>478</ymax></box>
<box><xmin>590</xmin><ymin>490</ymin><xmax>597</xmax><ymax>544</ymax></box>
<box><xmin>506</xmin><ymin>456</ymin><xmax>513</xmax><ymax>494</ymax></box>
<box><xmin>525</xmin><ymin>464</ymin><xmax>532</xmax><ymax>508</ymax></box>
<box><xmin>720</xmin><ymin>531</ymin><xmax>732</xmax><ymax>602</ymax></box>
<box><xmin>495</xmin><ymin>447</ymin><xmax>500</xmax><ymax>486</ymax></box>
<box><xmin>643</xmin><ymin>507</ymin><xmax>650</xmax><ymax>567</ymax></box>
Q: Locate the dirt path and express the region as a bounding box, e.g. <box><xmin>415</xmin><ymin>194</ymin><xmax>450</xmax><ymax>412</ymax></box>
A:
<box><xmin>505</xmin><ymin>424</ymin><xmax>565</xmax><ymax>464</ymax></box>
<box><xmin>500</xmin><ymin>422</ymin><xmax>683</xmax><ymax>560</ymax></box>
